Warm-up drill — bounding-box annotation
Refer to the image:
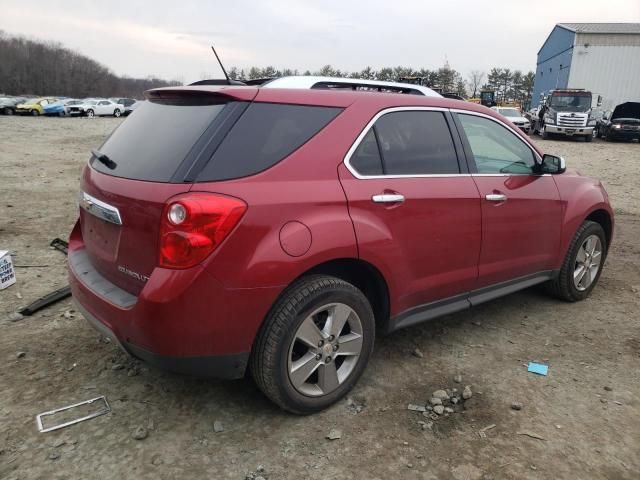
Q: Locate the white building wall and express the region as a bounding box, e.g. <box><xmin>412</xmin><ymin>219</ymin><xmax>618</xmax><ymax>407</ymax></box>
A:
<box><xmin>567</xmin><ymin>43</ymin><xmax>640</xmax><ymax>111</ymax></box>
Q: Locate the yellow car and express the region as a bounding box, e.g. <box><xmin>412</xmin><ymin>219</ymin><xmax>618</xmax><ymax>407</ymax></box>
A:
<box><xmin>16</xmin><ymin>97</ymin><xmax>58</xmax><ymax>116</ymax></box>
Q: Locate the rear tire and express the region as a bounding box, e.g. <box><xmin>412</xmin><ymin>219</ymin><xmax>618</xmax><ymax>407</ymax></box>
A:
<box><xmin>3</xmin><ymin>107</ymin><xmax>13</xmax><ymax>115</ymax></box>
<box><xmin>86</xmin><ymin>109</ymin><xmax>95</xmax><ymax>118</ymax></box>
<box><xmin>546</xmin><ymin>221</ymin><xmax>607</xmax><ymax>302</ymax></box>
<box><xmin>114</xmin><ymin>109</ymin><xmax>121</xmax><ymax>118</ymax></box>
<box><xmin>251</xmin><ymin>275</ymin><xmax>375</xmax><ymax>414</ymax></box>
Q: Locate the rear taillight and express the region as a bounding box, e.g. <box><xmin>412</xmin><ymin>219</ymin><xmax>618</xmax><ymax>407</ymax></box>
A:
<box><xmin>159</xmin><ymin>193</ymin><xmax>247</xmax><ymax>269</ymax></box>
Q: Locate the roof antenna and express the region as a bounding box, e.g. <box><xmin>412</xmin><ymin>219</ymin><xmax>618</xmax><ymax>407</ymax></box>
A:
<box><xmin>211</xmin><ymin>46</ymin><xmax>231</xmax><ymax>85</ymax></box>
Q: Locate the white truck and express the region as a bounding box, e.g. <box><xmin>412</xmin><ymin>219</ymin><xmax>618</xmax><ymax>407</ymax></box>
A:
<box><xmin>533</xmin><ymin>89</ymin><xmax>597</xmax><ymax>142</ymax></box>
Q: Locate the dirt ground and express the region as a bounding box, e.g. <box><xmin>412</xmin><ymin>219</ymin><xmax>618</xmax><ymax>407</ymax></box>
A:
<box><xmin>1</xmin><ymin>116</ymin><xmax>639</xmax><ymax>480</ymax></box>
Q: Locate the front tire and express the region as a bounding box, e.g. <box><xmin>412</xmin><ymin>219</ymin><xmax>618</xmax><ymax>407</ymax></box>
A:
<box><xmin>30</xmin><ymin>109</ymin><xmax>39</xmax><ymax>116</ymax></box>
<box><xmin>541</xmin><ymin>124</ymin><xmax>549</xmax><ymax>139</ymax></box>
<box><xmin>546</xmin><ymin>221</ymin><xmax>607</xmax><ymax>302</ymax></box>
<box><xmin>585</xmin><ymin>133</ymin><xmax>593</xmax><ymax>142</ymax></box>
<box><xmin>251</xmin><ymin>275</ymin><xmax>375</xmax><ymax>414</ymax></box>
<box><xmin>113</xmin><ymin>109</ymin><xmax>121</xmax><ymax>117</ymax></box>
<box><xmin>86</xmin><ymin>109</ymin><xmax>95</xmax><ymax>118</ymax></box>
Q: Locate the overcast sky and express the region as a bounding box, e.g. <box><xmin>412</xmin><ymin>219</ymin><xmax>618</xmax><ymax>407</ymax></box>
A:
<box><xmin>1</xmin><ymin>0</ymin><xmax>639</xmax><ymax>82</ymax></box>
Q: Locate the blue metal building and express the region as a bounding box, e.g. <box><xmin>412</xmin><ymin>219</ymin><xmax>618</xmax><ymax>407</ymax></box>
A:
<box><xmin>532</xmin><ymin>23</ymin><xmax>640</xmax><ymax>110</ymax></box>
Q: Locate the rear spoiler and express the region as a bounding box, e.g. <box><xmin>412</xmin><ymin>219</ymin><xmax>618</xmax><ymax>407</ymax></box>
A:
<box><xmin>144</xmin><ymin>86</ymin><xmax>258</xmax><ymax>103</ymax></box>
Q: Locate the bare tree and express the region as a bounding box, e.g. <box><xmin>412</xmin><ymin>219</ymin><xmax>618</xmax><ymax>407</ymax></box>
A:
<box><xmin>467</xmin><ymin>70</ymin><xmax>485</xmax><ymax>98</ymax></box>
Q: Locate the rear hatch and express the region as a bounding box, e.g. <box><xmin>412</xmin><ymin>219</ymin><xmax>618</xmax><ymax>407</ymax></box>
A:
<box><xmin>79</xmin><ymin>88</ymin><xmax>257</xmax><ymax>295</ymax></box>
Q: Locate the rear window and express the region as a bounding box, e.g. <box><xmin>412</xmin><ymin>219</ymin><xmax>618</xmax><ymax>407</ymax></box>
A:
<box><xmin>196</xmin><ymin>103</ymin><xmax>342</xmax><ymax>182</ymax></box>
<box><xmin>92</xmin><ymin>100</ymin><xmax>226</xmax><ymax>181</ymax></box>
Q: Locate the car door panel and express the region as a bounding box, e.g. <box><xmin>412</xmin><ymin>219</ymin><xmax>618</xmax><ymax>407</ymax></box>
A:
<box><xmin>454</xmin><ymin>112</ymin><xmax>563</xmax><ymax>288</ymax></box>
<box><xmin>338</xmin><ymin>109</ymin><xmax>482</xmax><ymax>317</ymax></box>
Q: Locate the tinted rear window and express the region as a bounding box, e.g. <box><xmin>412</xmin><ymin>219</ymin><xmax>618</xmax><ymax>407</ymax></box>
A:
<box><xmin>92</xmin><ymin>100</ymin><xmax>226</xmax><ymax>181</ymax></box>
<box><xmin>196</xmin><ymin>103</ymin><xmax>342</xmax><ymax>182</ymax></box>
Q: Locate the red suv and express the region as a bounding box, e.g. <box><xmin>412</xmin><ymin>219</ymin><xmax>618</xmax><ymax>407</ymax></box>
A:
<box><xmin>69</xmin><ymin>84</ymin><xmax>613</xmax><ymax>413</ymax></box>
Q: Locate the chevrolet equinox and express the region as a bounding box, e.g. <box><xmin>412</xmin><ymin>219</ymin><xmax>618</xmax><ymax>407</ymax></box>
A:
<box><xmin>69</xmin><ymin>84</ymin><xmax>613</xmax><ymax>413</ymax></box>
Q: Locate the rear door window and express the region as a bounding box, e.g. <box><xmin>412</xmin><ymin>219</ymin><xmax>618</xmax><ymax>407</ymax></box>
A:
<box><xmin>196</xmin><ymin>103</ymin><xmax>342</xmax><ymax>182</ymax></box>
<box><xmin>349</xmin><ymin>129</ymin><xmax>384</xmax><ymax>176</ymax></box>
<box><xmin>374</xmin><ymin>111</ymin><xmax>460</xmax><ymax>175</ymax></box>
<box><xmin>92</xmin><ymin>100</ymin><xmax>227</xmax><ymax>181</ymax></box>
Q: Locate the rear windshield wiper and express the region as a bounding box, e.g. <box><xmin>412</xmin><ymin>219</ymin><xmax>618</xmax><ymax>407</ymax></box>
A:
<box><xmin>91</xmin><ymin>149</ymin><xmax>117</xmax><ymax>170</ymax></box>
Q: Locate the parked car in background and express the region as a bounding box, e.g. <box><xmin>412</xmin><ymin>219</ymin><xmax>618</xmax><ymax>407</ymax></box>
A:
<box><xmin>43</xmin><ymin>99</ymin><xmax>79</xmax><ymax>116</ymax></box>
<box><xmin>69</xmin><ymin>83</ymin><xmax>613</xmax><ymax>414</ymax></box>
<box><xmin>0</xmin><ymin>96</ymin><xmax>27</xmax><ymax>115</ymax></box>
<box><xmin>110</xmin><ymin>98</ymin><xmax>139</xmax><ymax>115</ymax></box>
<box><xmin>594</xmin><ymin>102</ymin><xmax>640</xmax><ymax>142</ymax></box>
<box><xmin>68</xmin><ymin>99</ymin><xmax>125</xmax><ymax>117</ymax></box>
<box><xmin>491</xmin><ymin>106</ymin><xmax>531</xmax><ymax>133</ymax></box>
<box><xmin>15</xmin><ymin>97</ymin><xmax>58</xmax><ymax>116</ymax></box>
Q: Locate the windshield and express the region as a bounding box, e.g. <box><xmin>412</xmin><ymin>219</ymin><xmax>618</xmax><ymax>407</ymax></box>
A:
<box><xmin>549</xmin><ymin>94</ymin><xmax>591</xmax><ymax>112</ymax></box>
<box><xmin>497</xmin><ymin>108</ymin><xmax>520</xmax><ymax>117</ymax></box>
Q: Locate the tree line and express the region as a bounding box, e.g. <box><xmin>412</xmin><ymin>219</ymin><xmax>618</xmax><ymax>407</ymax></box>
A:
<box><xmin>229</xmin><ymin>65</ymin><xmax>536</xmax><ymax>107</ymax></box>
<box><xmin>0</xmin><ymin>31</ymin><xmax>180</xmax><ymax>99</ymax></box>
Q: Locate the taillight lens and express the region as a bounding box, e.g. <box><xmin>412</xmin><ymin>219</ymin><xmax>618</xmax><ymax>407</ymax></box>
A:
<box><xmin>159</xmin><ymin>193</ymin><xmax>247</xmax><ymax>269</ymax></box>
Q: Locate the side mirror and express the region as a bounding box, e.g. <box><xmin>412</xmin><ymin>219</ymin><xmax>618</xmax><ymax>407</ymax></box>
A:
<box><xmin>541</xmin><ymin>154</ymin><xmax>566</xmax><ymax>174</ymax></box>
<box><xmin>597</xmin><ymin>95</ymin><xmax>603</xmax><ymax>107</ymax></box>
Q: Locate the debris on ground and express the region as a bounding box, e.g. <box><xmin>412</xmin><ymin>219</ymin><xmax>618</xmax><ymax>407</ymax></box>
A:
<box><xmin>326</xmin><ymin>429</ymin><xmax>342</xmax><ymax>440</ymax></box>
<box><xmin>408</xmin><ymin>385</ymin><xmax>474</xmax><ymax>421</ymax></box>
<box><xmin>16</xmin><ymin>351</ymin><xmax>26</xmax><ymax>359</ymax></box>
<box><xmin>511</xmin><ymin>402</ymin><xmax>523</xmax><ymax>411</ymax></box>
<box><xmin>213</xmin><ymin>420</ymin><xmax>224</xmax><ymax>433</ymax></box>
<box><xmin>36</xmin><ymin>396</ymin><xmax>111</xmax><ymax>433</ymax></box>
<box><xmin>478</xmin><ymin>424</ymin><xmax>497</xmax><ymax>438</ymax></box>
<box><xmin>7</xmin><ymin>312</ymin><xmax>24</xmax><ymax>322</ymax></box>
<box><xmin>527</xmin><ymin>362</ymin><xmax>549</xmax><ymax>376</ymax></box>
<box><xmin>517</xmin><ymin>430</ymin><xmax>546</xmax><ymax>441</ymax></box>
<box><xmin>346</xmin><ymin>396</ymin><xmax>366</xmax><ymax>414</ymax></box>
<box><xmin>245</xmin><ymin>465</ymin><xmax>268</xmax><ymax>480</ymax></box>
<box><xmin>604</xmin><ymin>386</ymin><xmax>613</xmax><ymax>391</ymax></box>
<box><xmin>412</xmin><ymin>348</ymin><xmax>424</xmax><ymax>358</ymax></box>
<box><xmin>132</xmin><ymin>426</ymin><xmax>148</xmax><ymax>440</ymax></box>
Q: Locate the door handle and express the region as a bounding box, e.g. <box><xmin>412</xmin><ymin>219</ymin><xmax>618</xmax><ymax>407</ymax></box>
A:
<box><xmin>485</xmin><ymin>193</ymin><xmax>507</xmax><ymax>202</ymax></box>
<box><xmin>372</xmin><ymin>194</ymin><xmax>405</xmax><ymax>204</ymax></box>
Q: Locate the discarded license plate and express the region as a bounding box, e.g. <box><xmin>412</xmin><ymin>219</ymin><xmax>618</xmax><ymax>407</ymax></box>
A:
<box><xmin>36</xmin><ymin>396</ymin><xmax>111</xmax><ymax>433</ymax></box>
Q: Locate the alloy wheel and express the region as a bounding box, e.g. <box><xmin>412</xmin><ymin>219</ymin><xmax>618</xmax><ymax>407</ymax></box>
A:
<box><xmin>574</xmin><ymin>234</ymin><xmax>602</xmax><ymax>291</ymax></box>
<box><xmin>287</xmin><ymin>303</ymin><xmax>363</xmax><ymax>397</ymax></box>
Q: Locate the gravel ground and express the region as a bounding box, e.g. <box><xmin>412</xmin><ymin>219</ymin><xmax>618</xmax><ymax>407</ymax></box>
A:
<box><xmin>1</xmin><ymin>116</ymin><xmax>639</xmax><ymax>480</ymax></box>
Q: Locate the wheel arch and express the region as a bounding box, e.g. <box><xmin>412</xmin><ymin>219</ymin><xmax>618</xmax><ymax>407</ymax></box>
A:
<box><xmin>585</xmin><ymin>208</ymin><xmax>613</xmax><ymax>249</ymax></box>
<box><xmin>260</xmin><ymin>257</ymin><xmax>391</xmax><ymax>334</ymax></box>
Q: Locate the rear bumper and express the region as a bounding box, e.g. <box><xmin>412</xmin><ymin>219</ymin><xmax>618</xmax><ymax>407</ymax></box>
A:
<box><xmin>75</xmin><ymin>299</ymin><xmax>249</xmax><ymax>378</ymax></box>
<box><xmin>68</xmin><ymin>221</ymin><xmax>283</xmax><ymax>379</ymax></box>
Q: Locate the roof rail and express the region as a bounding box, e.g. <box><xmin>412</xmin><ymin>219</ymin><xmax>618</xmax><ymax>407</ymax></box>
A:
<box><xmin>189</xmin><ymin>79</ymin><xmax>246</xmax><ymax>86</ymax></box>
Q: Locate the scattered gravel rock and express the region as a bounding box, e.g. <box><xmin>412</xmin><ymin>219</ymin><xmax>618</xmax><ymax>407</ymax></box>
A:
<box><xmin>412</xmin><ymin>348</ymin><xmax>424</xmax><ymax>358</ymax></box>
<box><xmin>132</xmin><ymin>426</ymin><xmax>148</xmax><ymax>440</ymax></box>
<box><xmin>511</xmin><ymin>402</ymin><xmax>523</xmax><ymax>411</ymax></box>
<box><xmin>451</xmin><ymin>397</ymin><xmax>459</xmax><ymax>405</ymax></box>
<box><xmin>48</xmin><ymin>451</ymin><xmax>60</xmax><ymax>461</ymax></box>
<box><xmin>346</xmin><ymin>396</ymin><xmax>366</xmax><ymax>414</ymax></box>
<box><xmin>429</xmin><ymin>397</ymin><xmax>442</xmax><ymax>406</ymax></box>
<box><xmin>462</xmin><ymin>386</ymin><xmax>473</xmax><ymax>400</ymax></box>
<box><xmin>16</xmin><ymin>351</ymin><xmax>26</xmax><ymax>359</ymax></box>
<box><xmin>432</xmin><ymin>389</ymin><xmax>449</xmax><ymax>400</ymax></box>
<box><xmin>213</xmin><ymin>421</ymin><xmax>224</xmax><ymax>433</ymax></box>
<box><xmin>433</xmin><ymin>405</ymin><xmax>445</xmax><ymax>415</ymax></box>
<box><xmin>604</xmin><ymin>386</ymin><xmax>613</xmax><ymax>391</ymax></box>
<box><xmin>7</xmin><ymin>312</ymin><xmax>24</xmax><ymax>322</ymax></box>
<box><xmin>453</xmin><ymin>374</ymin><xmax>462</xmax><ymax>383</ymax></box>
<box><xmin>326</xmin><ymin>429</ymin><xmax>342</xmax><ymax>440</ymax></box>
<box><xmin>444</xmin><ymin>406</ymin><xmax>454</xmax><ymax>414</ymax></box>
<box><xmin>111</xmin><ymin>364</ymin><xmax>125</xmax><ymax>371</ymax></box>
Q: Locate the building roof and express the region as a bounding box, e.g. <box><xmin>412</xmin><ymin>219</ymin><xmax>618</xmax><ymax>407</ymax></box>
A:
<box><xmin>557</xmin><ymin>23</ymin><xmax>640</xmax><ymax>34</ymax></box>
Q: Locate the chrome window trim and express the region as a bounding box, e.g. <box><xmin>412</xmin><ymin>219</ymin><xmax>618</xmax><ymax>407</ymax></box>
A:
<box><xmin>79</xmin><ymin>191</ymin><xmax>123</xmax><ymax>225</ymax></box>
<box><xmin>343</xmin><ymin>106</ymin><xmax>544</xmax><ymax>180</ymax></box>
